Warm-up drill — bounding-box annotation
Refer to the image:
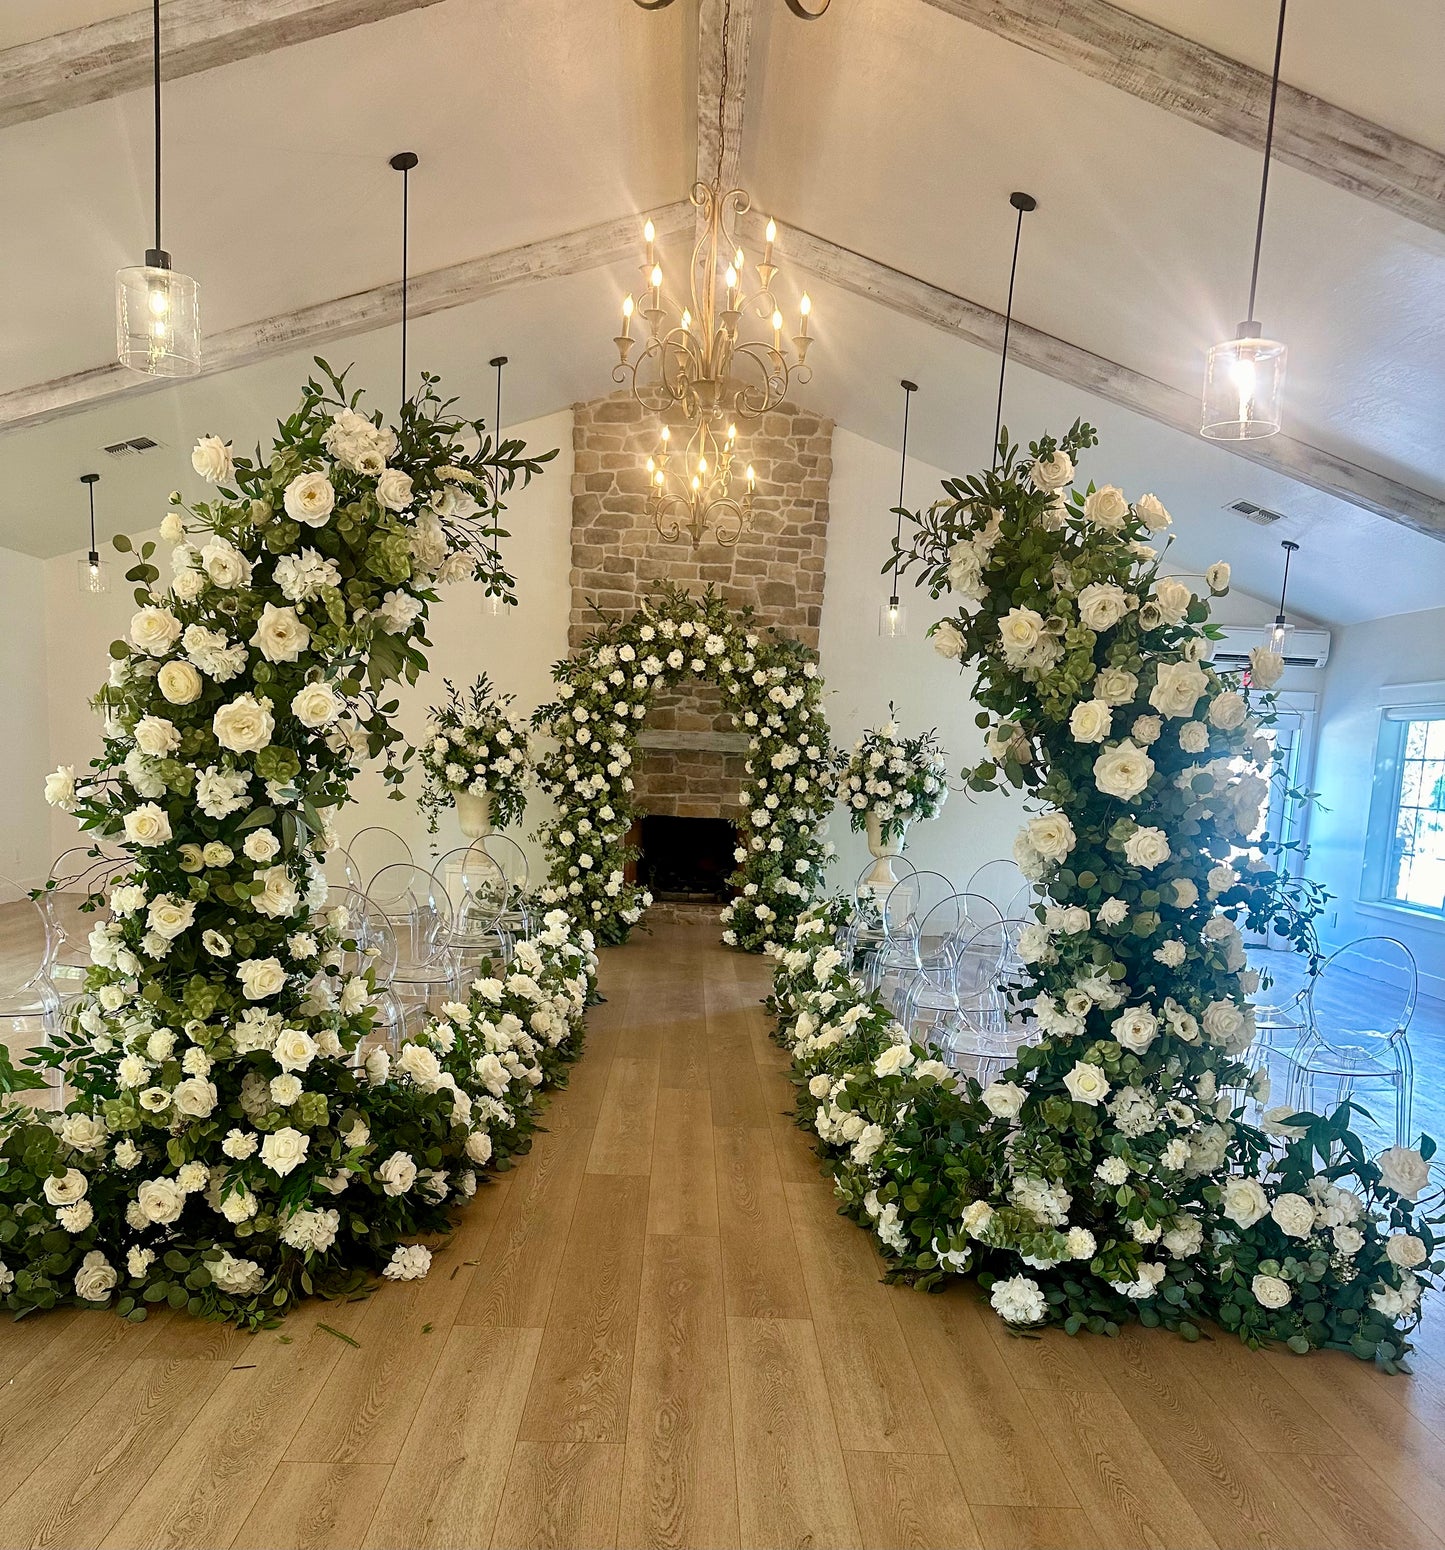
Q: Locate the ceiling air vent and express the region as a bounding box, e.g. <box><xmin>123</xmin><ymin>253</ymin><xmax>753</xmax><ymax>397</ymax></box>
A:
<box><xmin>1225</xmin><ymin>498</ymin><xmax>1285</xmax><ymax>526</ymax></box>
<box><xmin>102</xmin><ymin>435</ymin><xmax>162</xmax><ymax>458</ymax></box>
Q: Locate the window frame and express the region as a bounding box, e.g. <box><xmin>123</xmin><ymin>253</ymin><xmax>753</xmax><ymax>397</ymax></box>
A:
<box><xmin>1362</xmin><ymin>697</ymin><xmax>1445</xmax><ymax>926</ymax></box>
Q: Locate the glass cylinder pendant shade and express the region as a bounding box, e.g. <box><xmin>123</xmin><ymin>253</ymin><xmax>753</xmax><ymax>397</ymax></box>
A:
<box><xmin>76</xmin><ymin>552</ymin><xmax>109</xmax><ymax>596</ymax></box>
<box><xmin>1267</xmin><ymin>616</ymin><xmax>1293</xmax><ymax>653</ymax></box>
<box><xmin>116</xmin><ymin>253</ymin><xmax>200</xmax><ymax>376</ymax></box>
<box><xmin>878</xmin><ymin>598</ymin><xmax>908</xmax><ymax>638</ymax></box>
<box><xmin>1201</xmin><ymin>331</ymin><xmax>1285</xmax><ymax>440</ymax></box>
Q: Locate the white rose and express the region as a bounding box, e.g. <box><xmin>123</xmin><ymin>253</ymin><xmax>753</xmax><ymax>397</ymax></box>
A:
<box><xmin>173</xmin><ymin>1076</ymin><xmax>218</xmax><ymax>1118</ymax></box>
<box><xmin>1208</xmin><ymin>691</ymin><xmax>1248</xmax><ymax>730</ymax></box>
<box><xmin>1028</xmin><ymin>451</ymin><xmax>1074</xmax><ymax>492</ymax></box>
<box><xmin>130</xmin><ymin>606</ymin><xmax>182</xmax><ymax>657</ymax></box>
<box><xmin>997</xmin><ymin>607</ymin><xmax>1045</xmax><ymax>662</ymax></box>
<box><xmin>1386</xmin><ymin>1233</ymin><xmax>1427</xmax><ymax>1269</ymax></box>
<box><xmin>1179</xmin><ymin>721</ymin><xmax>1209</xmax><ymax>755</ymax></box>
<box><xmin>1153</xmin><ymin>577</ymin><xmax>1193</xmax><ymax>627</ymax></box>
<box><xmin>199</xmin><ymin>538</ymin><xmax>250</xmax><ymax>590</ymax></box>
<box><xmin>465</xmin><ymin>1130</ymin><xmax>494</xmax><ymax>1166</ymax></box>
<box><xmin>1069</xmin><ymin>699</ymin><xmax>1112</xmax><ymax>744</ymax></box>
<box><xmin>1112</xmin><ymin>1007</ymin><xmax>1158</xmax><ymax>1053</ymax></box>
<box><xmin>213</xmin><ymin>694</ymin><xmax>275</xmax><ymax>754</ymax></box>
<box><xmin>1149</xmin><ymin>660</ymin><xmax>1209</xmax><ymax>719</ymax></box>
<box><xmin>1063</xmin><ymin>1061</ymin><xmax>1110</xmax><ymax>1106</ymax></box>
<box><xmin>378</xmin><ymin>1150</ymin><xmax>418</xmax><ymax>1196</ymax></box>
<box><xmin>260</xmin><ymin>1126</ymin><xmax>310</xmax><ymax>1178</ymax></box>
<box><xmin>1205</xmin><ymin>561</ymin><xmax>1231</xmax><ymax>593</ymax></box>
<box><xmin>274</xmin><ymin>1027</ymin><xmax>317</xmax><ymax>1072</ymax></box>
<box><xmin>931</xmin><ymin>620</ymin><xmax>965</xmax><ymax>660</ymax></box>
<box><xmin>43</xmin><ymin>1168</ymin><xmax>88</xmax><ymax>1206</ymax></box>
<box><xmin>284</xmin><ymin>470</ymin><xmax>336</xmax><ymax>527</ymax></box>
<box><xmin>137</xmin><ymin>1176</ymin><xmax>186</xmax><ymax>1224</ymax></box>
<box><xmin>1122</xmin><ymin>826</ymin><xmax>1170</xmax><ymax>868</ymax></box>
<box><xmin>1248</xmin><ymin>647</ymin><xmax>1285</xmax><ymax>689</ymax></box>
<box><xmin>1026</xmin><ymin>813</ymin><xmax>1075</xmax><ymax>863</ymax></box>
<box><xmin>982</xmin><ymin>1081</ymin><xmax>1026</xmax><ymax>1119</ymax></box>
<box><xmin>147</xmin><ymin>895</ymin><xmax>194</xmax><ymax>939</ymax></box>
<box><xmin>291</xmin><ymin>681</ymin><xmax>342</xmax><ymax>728</ymax></box>
<box><xmin>74</xmin><ymin>1251</ymin><xmax>117</xmax><ymax>1303</ymax></box>
<box><xmin>59</xmin><ymin>1114</ymin><xmax>107</xmax><ymax>1153</ymax></box>
<box><xmin>158</xmin><ymin>660</ymin><xmax>203</xmax><ymax>705</ymax></box>
<box><xmin>1094</xmin><ymin>667</ymin><xmax>1139</xmax><ymax>707</ymax></box>
<box><xmin>1077</xmin><ymin>582</ymin><xmax>1129</xmax><ymax>631</ymax></box>
<box><xmin>237</xmin><ymin>957</ymin><xmax>287</xmax><ymax>1000</ymax></box>
<box><xmin>250</xmin><ymin>603</ymin><xmax>310</xmax><ymax>665</ymax></box>
<box><xmin>133</xmin><ymin>716</ymin><xmax>180</xmax><ymax>758</ymax></box>
<box><xmin>1220</xmin><ymin>1177</ymin><xmax>1269</xmax><ymax>1228</ymax></box>
<box><xmin>1252</xmin><ymin>1273</ymin><xmax>1292</xmax><ymax>1310</ymax></box>
<box><xmin>374</xmin><ymin>468</ymin><xmax>414</xmax><ymax>511</ymax></box>
<box><xmin>1377</xmin><ymin>1146</ymin><xmax>1432</xmax><ymax>1201</ymax></box>
<box><xmin>191</xmin><ymin>435</ymin><xmax>234</xmax><ymax>483</ymax></box>
<box><xmin>1093</xmin><ymin>740</ymin><xmax>1155</xmax><ymax>801</ymax></box>
<box><xmin>123</xmin><ymin>802</ymin><xmax>172</xmax><ymax>848</ymax></box>
<box><xmin>243</xmin><ymin>830</ymin><xmax>280</xmax><ymax>862</ymax></box>
<box><xmin>1135</xmin><ymin>493</ymin><xmax>1171</xmax><ymax>532</ymax></box>
<box><xmin>1270</xmin><ymin>1192</ymin><xmax>1316</xmax><ymax>1239</ymax></box>
<box><xmin>1083</xmin><ymin>485</ymin><xmax>1129</xmax><ymax>528</ymax></box>
<box><xmin>44</xmin><ymin>765</ymin><xmax>77</xmax><ymax>810</ymax></box>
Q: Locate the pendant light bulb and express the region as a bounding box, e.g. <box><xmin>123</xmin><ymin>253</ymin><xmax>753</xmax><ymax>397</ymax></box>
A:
<box><xmin>116</xmin><ymin>0</ymin><xmax>199</xmax><ymax>375</ymax></box>
<box><xmin>76</xmin><ymin>473</ymin><xmax>110</xmax><ymax>596</ymax></box>
<box><xmin>1202</xmin><ymin>0</ymin><xmax>1289</xmax><ymax>439</ymax></box>
<box><xmin>880</xmin><ymin>378</ymin><xmax>918</xmax><ymax>638</ymax></box>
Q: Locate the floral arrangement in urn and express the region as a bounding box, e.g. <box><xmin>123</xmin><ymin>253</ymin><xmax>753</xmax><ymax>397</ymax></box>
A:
<box><xmin>414</xmin><ymin>674</ymin><xmax>532</xmax><ymax>836</ymax></box>
<box><xmin>768</xmin><ymin>425</ymin><xmax>1441</xmax><ymax>1367</ymax></box>
<box><xmin>0</xmin><ymin>363</ymin><xmax>606</xmax><ymax>1330</ymax></box>
<box><xmin>836</xmin><ymin>708</ymin><xmax>948</xmax><ymax>888</ymax></box>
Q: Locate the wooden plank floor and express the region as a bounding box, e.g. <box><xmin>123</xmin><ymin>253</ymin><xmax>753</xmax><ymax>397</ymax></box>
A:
<box><xmin>5</xmin><ymin>913</ymin><xmax>1445</xmax><ymax>1549</ymax></box>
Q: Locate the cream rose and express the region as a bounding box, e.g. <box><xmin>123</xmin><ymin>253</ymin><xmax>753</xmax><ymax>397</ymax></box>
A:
<box><xmin>1377</xmin><ymin>1146</ymin><xmax>1432</xmax><ymax>1201</ymax></box>
<box><xmin>251</xmin><ymin>603</ymin><xmax>310</xmax><ymax>665</ymax></box>
<box><xmin>1083</xmin><ymin>484</ymin><xmax>1128</xmax><ymax>528</ymax></box>
<box><xmin>291</xmin><ymin>680</ymin><xmax>342</xmax><ymax>729</ymax></box>
<box><xmin>1270</xmin><ymin>1192</ymin><xmax>1315</xmax><ymax>1239</ymax></box>
<box><xmin>1093</xmin><ymin>740</ymin><xmax>1155</xmax><ymax>801</ymax></box>
<box><xmin>137</xmin><ymin>1176</ymin><xmax>185</xmax><ymax>1224</ymax></box>
<box><xmin>133</xmin><ymin>716</ymin><xmax>179</xmax><ymax>757</ymax></box>
<box><xmin>146</xmin><ymin>894</ymin><xmax>194</xmax><ymax>939</ymax></box>
<box><xmin>129</xmin><ymin>606</ymin><xmax>182</xmax><ymax>657</ymax></box>
<box><xmin>1094</xmin><ymin>667</ymin><xmax>1139</xmax><ymax>707</ymax></box>
<box><xmin>931</xmin><ymin>620</ymin><xmax>965</xmax><ymax>660</ymax></box>
<box><xmin>1135</xmin><ymin>493</ymin><xmax>1171</xmax><ymax>532</ymax></box>
<box><xmin>173</xmin><ymin>1077</ymin><xmax>218</xmax><ymax>1118</ymax></box>
<box><xmin>237</xmin><ymin>956</ymin><xmax>287</xmax><ymax>1000</ymax></box>
<box><xmin>1220</xmin><ymin>1177</ymin><xmax>1269</xmax><ymax>1228</ymax></box>
<box><xmin>997</xmin><ymin>606</ymin><xmax>1046</xmax><ymax>662</ymax></box>
<box><xmin>1149</xmin><ymin>659</ymin><xmax>1208</xmax><ymax>718</ymax></box>
<box><xmin>274</xmin><ymin>1027</ymin><xmax>317</xmax><ymax>1072</ymax></box>
<box><xmin>284</xmin><ymin>470</ymin><xmax>336</xmax><ymax>527</ymax></box>
<box><xmin>1122</xmin><ymin>826</ymin><xmax>1170</xmax><ymax>868</ymax></box>
<box><xmin>375</xmin><ymin>468</ymin><xmax>414</xmax><ymax>511</ymax></box>
<box><xmin>200</xmin><ymin>538</ymin><xmax>250</xmax><ymax>590</ymax></box>
<box><xmin>74</xmin><ymin>1251</ymin><xmax>117</xmax><ymax>1303</ymax></box>
<box><xmin>1068</xmin><ymin>699</ymin><xmax>1112</xmax><ymax>744</ymax></box>
<box><xmin>1208</xmin><ymin>691</ymin><xmax>1248</xmax><ymax>730</ymax></box>
<box><xmin>123</xmin><ymin>802</ymin><xmax>172</xmax><ymax>847</ymax></box>
<box><xmin>261</xmin><ymin>1126</ymin><xmax>310</xmax><ymax>1178</ymax></box>
<box><xmin>1025</xmin><ymin>813</ymin><xmax>1075</xmax><ymax>863</ymax></box>
<box><xmin>191</xmin><ymin>435</ymin><xmax>234</xmax><ymax>484</ymax></box>
<box><xmin>213</xmin><ymin>694</ymin><xmax>275</xmax><ymax>754</ymax></box>
<box><xmin>1154</xmin><ymin>577</ymin><xmax>1193</xmax><ymax>626</ymax></box>
<box><xmin>1248</xmin><ymin>647</ymin><xmax>1285</xmax><ymax>689</ymax></box>
<box><xmin>1386</xmin><ymin>1233</ymin><xmax>1427</xmax><ymax>1269</ymax></box>
<box><xmin>1252</xmin><ymin>1273</ymin><xmax>1292</xmax><ymax>1310</ymax></box>
<box><xmin>1063</xmin><ymin>1061</ymin><xmax>1110</xmax><ymax>1106</ymax></box>
<box><xmin>158</xmin><ymin>660</ymin><xmax>203</xmax><ymax>705</ymax></box>
<box><xmin>1112</xmin><ymin>1007</ymin><xmax>1158</xmax><ymax>1053</ymax></box>
<box><xmin>1077</xmin><ymin>582</ymin><xmax>1130</xmax><ymax>631</ymax></box>
<box><xmin>44</xmin><ymin>765</ymin><xmax>76</xmax><ymax>809</ymax></box>
<box><xmin>1028</xmin><ymin>451</ymin><xmax>1074</xmax><ymax>492</ymax></box>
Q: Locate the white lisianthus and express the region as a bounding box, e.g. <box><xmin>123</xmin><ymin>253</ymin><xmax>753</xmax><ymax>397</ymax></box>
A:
<box><xmin>1093</xmin><ymin>740</ymin><xmax>1155</xmax><ymax>801</ymax></box>
<box><xmin>283</xmin><ymin>470</ymin><xmax>336</xmax><ymax>527</ymax></box>
<box><xmin>191</xmin><ymin>435</ymin><xmax>234</xmax><ymax>483</ymax></box>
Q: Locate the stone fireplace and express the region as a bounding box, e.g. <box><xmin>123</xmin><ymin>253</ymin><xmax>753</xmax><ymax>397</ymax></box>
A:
<box><xmin>569</xmin><ymin>390</ymin><xmax>834</xmax><ymax>824</ymax></box>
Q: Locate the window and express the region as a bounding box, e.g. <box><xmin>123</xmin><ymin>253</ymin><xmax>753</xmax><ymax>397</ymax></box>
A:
<box><xmin>1368</xmin><ymin>708</ymin><xmax>1445</xmax><ymax>917</ymax></box>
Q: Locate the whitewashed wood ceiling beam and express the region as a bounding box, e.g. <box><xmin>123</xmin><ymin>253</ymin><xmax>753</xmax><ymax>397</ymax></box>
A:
<box><xmin>759</xmin><ymin>216</ymin><xmax>1445</xmax><ymax>539</ymax></box>
<box><xmin>0</xmin><ymin>0</ymin><xmax>446</xmax><ymax>129</ymax></box>
<box><xmin>920</xmin><ymin>0</ymin><xmax>1445</xmax><ymax>240</ymax></box>
<box><xmin>0</xmin><ymin>201</ymin><xmax>694</xmax><ymax>433</ymax></box>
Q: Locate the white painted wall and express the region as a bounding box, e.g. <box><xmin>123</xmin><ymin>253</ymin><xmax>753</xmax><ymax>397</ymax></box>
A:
<box><xmin>1308</xmin><ymin>604</ymin><xmax>1445</xmax><ymax>998</ymax></box>
<box><xmin>0</xmin><ymin>544</ymin><xmax>52</xmax><ymax>887</ymax></box>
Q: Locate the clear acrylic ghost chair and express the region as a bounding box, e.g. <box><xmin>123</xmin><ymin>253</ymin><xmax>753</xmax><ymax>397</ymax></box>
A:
<box><xmin>43</xmin><ymin>856</ymin><xmax>128</xmax><ymax>1007</ymax></box>
<box><xmin>346</xmin><ymin>826</ymin><xmax>413</xmax><ymax>892</ymax></box>
<box><xmin>867</xmin><ymin>869</ymin><xmax>954</xmax><ymax>1002</ymax></box>
<box><xmin>845</xmin><ymin>855</ymin><xmax>917</xmax><ymax>966</ymax></box>
<box><xmin>899</xmin><ymin>893</ymin><xmax>1006</xmax><ymax>1032</ymax></box>
<box><xmin>326</xmin><ymin>886</ymin><xmax>408</xmax><ymax>1059</ymax></box>
<box><xmin>967</xmin><ymin>858</ymin><xmax>1028</xmax><ymax>915</ymax></box>
<box><xmin>1281</xmin><ymin>937</ymin><xmax>1418</xmax><ymax>1146</ymax></box>
<box><xmin>0</xmin><ymin>875</ymin><xmax>63</xmax><ymax>1109</ymax></box>
<box><xmin>322</xmin><ymin>842</ymin><xmax>365</xmax><ymax>893</ymax></box>
<box><xmin>431</xmin><ymin>845</ymin><xmax>513</xmax><ymax>968</ymax></box>
<box><xmin>366</xmin><ymin>863</ymin><xmax>461</xmax><ymax>1029</ymax></box>
<box><xmin>1246</xmin><ymin>879</ymin><xmax>1321</xmax><ymax>1056</ymax></box>
<box><xmin>935</xmin><ymin>918</ymin><xmax>1033</xmax><ymax>1084</ymax></box>
<box><xmin>480</xmin><ymin>833</ymin><xmax>534</xmax><ymax>941</ymax></box>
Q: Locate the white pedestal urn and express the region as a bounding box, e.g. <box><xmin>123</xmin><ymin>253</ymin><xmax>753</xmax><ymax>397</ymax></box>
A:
<box><xmin>864</xmin><ymin>811</ymin><xmax>909</xmax><ymax>891</ymax></box>
<box><xmin>456</xmin><ymin>789</ymin><xmax>494</xmax><ymax>840</ymax></box>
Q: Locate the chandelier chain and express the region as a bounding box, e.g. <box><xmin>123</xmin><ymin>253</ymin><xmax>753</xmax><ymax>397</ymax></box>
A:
<box><xmin>716</xmin><ymin>0</ymin><xmax>733</xmax><ymax>188</ymax></box>
<box><xmin>152</xmin><ymin>0</ymin><xmax>162</xmax><ymax>252</ymax></box>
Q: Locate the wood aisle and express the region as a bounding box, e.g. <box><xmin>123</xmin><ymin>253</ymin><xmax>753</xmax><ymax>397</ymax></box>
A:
<box><xmin>3</xmin><ymin>914</ymin><xmax>1445</xmax><ymax>1548</ymax></box>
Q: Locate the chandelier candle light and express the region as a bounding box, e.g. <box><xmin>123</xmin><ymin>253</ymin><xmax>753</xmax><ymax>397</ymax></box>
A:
<box><xmin>115</xmin><ymin>0</ymin><xmax>200</xmax><ymax>376</ymax></box>
<box><xmin>1202</xmin><ymin>0</ymin><xmax>1288</xmax><ymax>440</ymax></box>
<box><xmin>76</xmin><ymin>473</ymin><xmax>108</xmax><ymax>596</ymax></box>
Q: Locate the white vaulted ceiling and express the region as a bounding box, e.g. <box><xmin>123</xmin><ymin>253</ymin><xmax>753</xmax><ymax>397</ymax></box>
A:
<box><xmin>1</xmin><ymin>0</ymin><xmax>1443</xmax><ymax>630</ymax></box>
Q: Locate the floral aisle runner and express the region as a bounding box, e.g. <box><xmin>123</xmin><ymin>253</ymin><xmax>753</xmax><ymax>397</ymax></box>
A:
<box><xmin>1</xmin><ymin>364</ymin><xmax>605</xmax><ymax>1328</ymax></box>
<box><xmin>534</xmin><ymin>584</ymin><xmax>833</xmax><ymax>950</ymax></box>
<box><xmin>770</xmin><ymin>424</ymin><xmax>1439</xmax><ymax>1364</ymax></box>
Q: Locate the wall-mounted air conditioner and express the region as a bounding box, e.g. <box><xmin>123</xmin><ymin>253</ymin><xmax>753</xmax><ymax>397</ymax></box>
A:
<box><xmin>1208</xmin><ymin>624</ymin><xmax>1331</xmax><ymax>670</ymax></box>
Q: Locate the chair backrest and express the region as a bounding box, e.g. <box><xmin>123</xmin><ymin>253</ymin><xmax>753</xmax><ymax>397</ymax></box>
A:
<box><xmin>431</xmin><ymin>845</ymin><xmax>509</xmax><ymax>942</ymax></box>
<box><xmin>1308</xmin><ymin>936</ymin><xmax>1417</xmax><ymax>1045</ymax></box>
<box><xmin>855</xmin><ymin>856</ymin><xmax>917</xmax><ymax>899</ymax></box>
<box><xmin>48</xmin><ymin>848</ymin><xmax>102</xmax><ymax>889</ymax></box>
<box><xmin>367</xmin><ymin>863</ymin><xmax>454</xmax><ymax>969</ymax></box>
<box><xmin>346</xmin><ymin>826</ymin><xmax>413</xmax><ymax>891</ymax></box>
<box><xmin>1004</xmin><ymin>880</ymin><xmax>1036</xmax><ymax>918</ymax></box>
<box><xmin>326</xmin><ymin>887</ymin><xmax>399</xmax><ymax>985</ymax></box>
<box><xmin>967</xmin><ymin>858</ymin><xmax>1029</xmax><ymax>916</ymax></box>
<box><xmin>0</xmin><ymin>875</ymin><xmax>53</xmax><ymax>1003</ymax></box>
<box><xmin>952</xmin><ymin>917</ymin><xmax>1011</xmax><ymax>1000</ymax></box>
<box><xmin>480</xmin><ymin>833</ymin><xmax>530</xmax><ymax>892</ymax></box>
<box><xmin>323</xmin><ymin>843</ymin><xmax>365</xmax><ymax>892</ymax></box>
<box><xmin>882</xmin><ymin>870</ymin><xmax>953</xmax><ymax>941</ymax></box>
<box><xmin>43</xmin><ymin>858</ymin><xmax>125</xmax><ymax>969</ymax></box>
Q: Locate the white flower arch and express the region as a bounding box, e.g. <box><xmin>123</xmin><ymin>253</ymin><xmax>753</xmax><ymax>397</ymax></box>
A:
<box><xmin>533</xmin><ymin>585</ymin><xmax>834</xmax><ymax>950</ymax></box>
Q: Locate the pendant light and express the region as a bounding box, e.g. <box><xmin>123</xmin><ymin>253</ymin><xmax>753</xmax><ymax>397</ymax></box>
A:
<box><xmin>76</xmin><ymin>474</ymin><xmax>109</xmax><ymax>596</ymax></box>
<box><xmin>115</xmin><ymin>0</ymin><xmax>200</xmax><ymax>376</ymax></box>
<box><xmin>1268</xmin><ymin>538</ymin><xmax>1299</xmax><ymax>653</ymax></box>
<box><xmin>390</xmin><ymin>151</ymin><xmax>419</xmax><ymax>407</ymax></box>
<box><xmin>1201</xmin><ymin>0</ymin><xmax>1288</xmax><ymax>440</ymax></box>
<box><xmin>879</xmin><ymin>379</ymin><xmax>917</xmax><ymax>638</ymax></box>
<box><xmin>993</xmin><ymin>191</ymin><xmax>1036</xmax><ymax>466</ymax></box>
<box><xmin>486</xmin><ymin>353</ymin><xmax>508</xmax><ymax>617</ymax></box>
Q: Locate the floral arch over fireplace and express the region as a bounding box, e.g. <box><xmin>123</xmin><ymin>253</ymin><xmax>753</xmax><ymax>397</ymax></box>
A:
<box><xmin>534</xmin><ymin>586</ymin><xmax>834</xmax><ymax>950</ymax></box>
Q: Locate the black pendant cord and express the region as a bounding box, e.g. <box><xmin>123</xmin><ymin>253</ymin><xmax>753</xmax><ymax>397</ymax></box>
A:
<box><xmin>890</xmin><ymin>379</ymin><xmax>916</xmax><ymax>606</ymax></box>
<box><xmin>1276</xmin><ymin>537</ymin><xmax>1298</xmax><ymax>623</ymax></box>
<box><xmin>390</xmin><ymin>152</ymin><xmax>419</xmax><ymax>408</ymax></box>
<box><xmin>993</xmin><ymin>192</ymin><xmax>1036</xmax><ymax>467</ymax></box>
<box><xmin>151</xmin><ymin>0</ymin><xmax>162</xmax><ymax>253</ymax></box>
<box><xmin>489</xmin><ymin>354</ymin><xmax>508</xmax><ymax>564</ymax></box>
<box><xmin>82</xmin><ymin>473</ymin><xmax>100</xmax><ymax>563</ymax></box>
<box><xmin>1245</xmin><ymin>0</ymin><xmax>1288</xmax><ymax>327</ymax></box>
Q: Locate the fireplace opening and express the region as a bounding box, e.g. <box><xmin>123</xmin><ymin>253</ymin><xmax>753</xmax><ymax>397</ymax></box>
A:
<box><xmin>637</xmin><ymin>815</ymin><xmax>738</xmax><ymax>904</ymax></box>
